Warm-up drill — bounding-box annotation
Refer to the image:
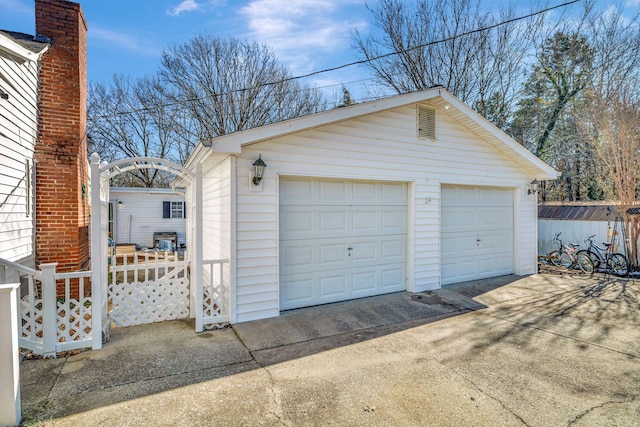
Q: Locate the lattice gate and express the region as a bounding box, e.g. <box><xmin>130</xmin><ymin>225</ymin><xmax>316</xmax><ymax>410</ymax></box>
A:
<box><xmin>91</xmin><ymin>155</ymin><xmax>220</xmax><ymax>333</ymax></box>
<box><xmin>107</xmin><ymin>253</ymin><xmax>190</xmax><ymax>327</ymax></box>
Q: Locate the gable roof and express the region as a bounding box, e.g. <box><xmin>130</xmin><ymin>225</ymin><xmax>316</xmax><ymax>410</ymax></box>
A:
<box><xmin>0</xmin><ymin>30</ymin><xmax>49</xmax><ymax>62</ymax></box>
<box><xmin>190</xmin><ymin>88</ymin><xmax>559</xmax><ymax>180</ymax></box>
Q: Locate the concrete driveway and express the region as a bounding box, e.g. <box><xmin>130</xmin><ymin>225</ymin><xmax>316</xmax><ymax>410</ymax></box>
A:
<box><xmin>20</xmin><ymin>271</ymin><xmax>640</xmax><ymax>426</ymax></box>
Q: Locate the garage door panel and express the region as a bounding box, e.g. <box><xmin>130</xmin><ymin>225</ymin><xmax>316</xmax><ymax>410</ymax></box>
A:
<box><xmin>282</xmin><ymin>205</ymin><xmax>406</xmax><ymax>240</ymax></box>
<box><xmin>281</xmin><ymin>277</ymin><xmax>314</xmax><ymax>307</ymax></box>
<box><xmin>320</xmin><ymin>243</ymin><xmax>348</xmax><ymax>263</ymax></box>
<box><xmin>352</xmin><ymin>181</ymin><xmax>377</xmax><ymax>200</ymax></box>
<box><xmin>381</xmin><ymin>268</ymin><xmax>404</xmax><ymax>288</ymax></box>
<box><xmin>319</xmin><ymin>275</ymin><xmax>348</xmax><ymax>298</ymax></box>
<box><xmin>382</xmin><ymin>209</ymin><xmax>405</xmax><ymax>229</ymax></box>
<box><xmin>281</xmin><ymin>263</ymin><xmax>406</xmax><ymax>310</ymax></box>
<box><xmin>281</xmin><ymin>245</ymin><xmax>314</xmax><ymax>269</ymax></box>
<box><xmin>320</xmin><ymin>211</ymin><xmax>348</xmax><ymax>232</ymax></box>
<box><xmin>382</xmin><ymin>183</ymin><xmax>407</xmax><ymax>202</ymax></box>
<box><xmin>281</xmin><ymin>238</ymin><xmax>407</xmax><ymax>276</ymax></box>
<box><xmin>281</xmin><ymin>209</ymin><xmax>313</xmax><ymax>233</ymax></box>
<box><xmin>319</xmin><ymin>180</ymin><xmax>347</xmax><ymax>200</ymax></box>
<box><xmin>280</xmin><ymin>179</ymin><xmax>313</xmax><ymax>201</ymax></box>
<box><xmin>441</xmin><ymin>186</ymin><xmax>514</xmax><ymax>285</ymax></box>
<box><xmin>352</xmin><ymin>210</ymin><xmax>377</xmax><ymax>231</ymax></box>
<box><xmin>280</xmin><ymin>178</ymin><xmax>407</xmax><ymax>310</ymax></box>
<box><xmin>442</xmin><ymin>186</ymin><xmax>514</xmax><ymax>208</ymax></box>
<box><xmin>352</xmin><ymin>241</ymin><xmax>377</xmax><ymax>262</ymax></box>
<box><xmin>381</xmin><ymin>239</ymin><xmax>405</xmax><ymax>258</ymax></box>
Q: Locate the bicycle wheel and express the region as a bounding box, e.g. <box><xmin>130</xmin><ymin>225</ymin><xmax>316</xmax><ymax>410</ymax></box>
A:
<box><xmin>549</xmin><ymin>250</ymin><xmax>571</xmax><ymax>268</ymax></box>
<box><xmin>548</xmin><ymin>250</ymin><xmax>563</xmax><ymax>266</ymax></box>
<box><xmin>608</xmin><ymin>253</ymin><xmax>628</xmax><ymax>276</ymax></box>
<box><xmin>575</xmin><ymin>251</ymin><xmax>594</xmax><ymax>275</ymax></box>
<box><xmin>586</xmin><ymin>250</ymin><xmax>601</xmax><ymax>269</ymax></box>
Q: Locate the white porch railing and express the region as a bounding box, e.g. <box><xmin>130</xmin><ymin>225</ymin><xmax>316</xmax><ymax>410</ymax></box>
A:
<box><xmin>0</xmin><ymin>258</ymin><xmax>102</xmax><ymax>358</ymax></box>
<box><xmin>202</xmin><ymin>258</ymin><xmax>230</xmax><ymax>329</ymax></box>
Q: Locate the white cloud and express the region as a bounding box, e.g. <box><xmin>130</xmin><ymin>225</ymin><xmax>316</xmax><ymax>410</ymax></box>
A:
<box><xmin>90</xmin><ymin>27</ymin><xmax>161</xmax><ymax>56</ymax></box>
<box><xmin>239</xmin><ymin>0</ymin><xmax>368</xmax><ymax>74</ymax></box>
<box><xmin>167</xmin><ymin>0</ymin><xmax>226</xmax><ymax>16</ymax></box>
<box><xmin>168</xmin><ymin>0</ymin><xmax>201</xmax><ymax>17</ymax></box>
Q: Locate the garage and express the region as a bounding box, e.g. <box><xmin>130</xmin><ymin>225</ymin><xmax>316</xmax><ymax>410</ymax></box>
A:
<box><xmin>441</xmin><ymin>185</ymin><xmax>514</xmax><ymax>285</ymax></box>
<box><xmin>279</xmin><ymin>177</ymin><xmax>408</xmax><ymax>310</ymax></box>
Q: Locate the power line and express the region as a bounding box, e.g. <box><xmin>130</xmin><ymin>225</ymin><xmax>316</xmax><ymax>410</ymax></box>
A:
<box><xmin>88</xmin><ymin>0</ymin><xmax>581</xmax><ymax>122</ymax></box>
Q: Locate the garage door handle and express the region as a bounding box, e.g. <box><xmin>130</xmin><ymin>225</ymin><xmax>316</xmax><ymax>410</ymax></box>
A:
<box><xmin>476</xmin><ymin>239</ymin><xmax>481</xmax><ymax>242</ymax></box>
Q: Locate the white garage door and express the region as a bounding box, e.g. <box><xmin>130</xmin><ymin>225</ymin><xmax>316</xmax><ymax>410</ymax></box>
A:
<box><xmin>441</xmin><ymin>185</ymin><xmax>514</xmax><ymax>285</ymax></box>
<box><xmin>279</xmin><ymin>178</ymin><xmax>407</xmax><ymax>310</ymax></box>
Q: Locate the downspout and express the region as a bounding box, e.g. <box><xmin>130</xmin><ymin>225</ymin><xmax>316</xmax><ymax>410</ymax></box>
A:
<box><xmin>128</xmin><ymin>215</ymin><xmax>132</xmax><ymax>244</ymax></box>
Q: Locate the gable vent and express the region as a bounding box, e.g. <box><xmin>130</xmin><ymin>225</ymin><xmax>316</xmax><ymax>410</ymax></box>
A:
<box><xmin>417</xmin><ymin>105</ymin><xmax>437</xmax><ymax>140</ymax></box>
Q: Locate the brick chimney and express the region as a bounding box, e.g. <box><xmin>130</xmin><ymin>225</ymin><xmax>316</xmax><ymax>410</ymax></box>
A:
<box><xmin>34</xmin><ymin>0</ymin><xmax>90</xmax><ymax>273</ymax></box>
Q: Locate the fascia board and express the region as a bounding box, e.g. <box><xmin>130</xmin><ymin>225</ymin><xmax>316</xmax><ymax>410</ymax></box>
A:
<box><xmin>0</xmin><ymin>33</ymin><xmax>46</xmax><ymax>62</ymax></box>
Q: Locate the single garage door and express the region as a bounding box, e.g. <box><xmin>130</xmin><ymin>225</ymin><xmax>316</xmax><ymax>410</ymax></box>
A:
<box><xmin>441</xmin><ymin>185</ymin><xmax>514</xmax><ymax>285</ymax></box>
<box><xmin>279</xmin><ymin>177</ymin><xmax>407</xmax><ymax>310</ymax></box>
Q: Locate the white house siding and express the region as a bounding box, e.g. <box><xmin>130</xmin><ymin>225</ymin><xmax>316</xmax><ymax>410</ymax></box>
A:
<box><xmin>0</xmin><ymin>47</ymin><xmax>39</xmax><ymax>268</ymax></box>
<box><xmin>227</xmin><ymin>103</ymin><xmax>537</xmax><ymax>323</ymax></box>
<box><xmin>200</xmin><ymin>157</ymin><xmax>232</xmax><ymax>310</ymax></box>
<box><xmin>109</xmin><ymin>188</ymin><xmax>186</xmax><ymax>248</ymax></box>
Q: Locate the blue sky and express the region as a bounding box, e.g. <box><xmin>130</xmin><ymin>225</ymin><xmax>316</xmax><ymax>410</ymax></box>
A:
<box><xmin>1</xmin><ymin>0</ymin><xmax>632</xmax><ymax>103</ymax></box>
<box><xmin>0</xmin><ymin>0</ymin><xmax>380</xmax><ymax>101</ymax></box>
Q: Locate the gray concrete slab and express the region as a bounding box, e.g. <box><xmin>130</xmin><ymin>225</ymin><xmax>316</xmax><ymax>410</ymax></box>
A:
<box><xmin>19</xmin><ymin>273</ymin><xmax>640</xmax><ymax>426</ymax></box>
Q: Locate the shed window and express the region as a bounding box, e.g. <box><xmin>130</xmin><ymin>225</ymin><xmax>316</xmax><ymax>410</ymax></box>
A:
<box><xmin>417</xmin><ymin>105</ymin><xmax>437</xmax><ymax>140</ymax></box>
<box><xmin>163</xmin><ymin>201</ymin><xmax>185</xmax><ymax>219</ymax></box>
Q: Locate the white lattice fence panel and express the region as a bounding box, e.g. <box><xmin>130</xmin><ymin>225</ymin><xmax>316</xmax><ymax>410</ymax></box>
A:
<box><xmin>56</xmin><ymin>298</ymin><xmax>92</xmax><ymax>344</ymax></box>
<box><xmin>20</xmin><ymin>298</ymin><xmax>43</xmax><ymax>343</ymax></box>
<box><xmin>202</xmin><ymin>259</ymin><xmax>229</xmax><ymax>329</ymax></box>
<box><xmin>109</xmin><ymin>278</ymin><xmax>190</xmax><ymax>327</ymax></box>
<box><xmin>203</xmin><ymin>284</ymin><xmax>223</xmax><ymax>318</ymax></box>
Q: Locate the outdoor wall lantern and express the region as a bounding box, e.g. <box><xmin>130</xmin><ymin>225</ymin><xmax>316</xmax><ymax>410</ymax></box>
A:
<box><xmin>527</xmin><ymin>179</ymin><xmax>539</xmax><ymax>195</ymax></box>
<box><xmin>252</xmin><ymin>155</ymin><xmax>267</xmax><ymax>186</ymax></box>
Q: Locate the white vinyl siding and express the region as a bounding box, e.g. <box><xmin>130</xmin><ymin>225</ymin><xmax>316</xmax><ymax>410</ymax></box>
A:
<box><xmin>223</xmin><ymin>103</ymin><xmax>537</xmax><ymax>322</ymax></box>
<box><xmin>200</xmin><ymin>156</ymin><xmax>232</xmax><ymax>311</ymax></box>
<box><xmin>109</xmin><ymin>188</ymin><xmax>186</xmax><ymax>248</ymax></box>
<box><xmin>0</xmin><ymin>47</ymin><xmax>39</xmax><ymax>266</ymax></box>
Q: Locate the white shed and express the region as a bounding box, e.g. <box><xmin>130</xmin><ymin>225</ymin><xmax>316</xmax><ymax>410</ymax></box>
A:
<box><xmin>183</xmin><ymin>88</ymin><xmax>559</xmax><ymax>323</ymax></box>
<box><xmin>0</xmin><ymin>31</ymin><xmax>48</xmax><ymax>269</ymax></box>
<box><xmin>109</xmin><ymin>187</ymin><xmax>186</xmax><ymax>249</ymax></box>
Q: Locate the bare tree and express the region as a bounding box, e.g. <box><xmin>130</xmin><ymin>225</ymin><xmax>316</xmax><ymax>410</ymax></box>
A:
<box><xmin>352</xmin><ymin>0</ymin><xmax>533</xmax><ymax>129</ymax></box>
<box><xmin>158</xmin><ymin>35</ymin><xmax>326</xmax><ymax>141</ymax></box>
<box><xmin>584</xmin><ymin>84</ymin><xmax>640</xmax><ymax>266</ymax></box>
<box><xmin>87</xmin><ymin>75</ymin><xmax>186</xmax><ymax>187</ymax></box>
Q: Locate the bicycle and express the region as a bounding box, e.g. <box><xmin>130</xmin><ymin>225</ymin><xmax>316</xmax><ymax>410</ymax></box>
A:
<box><xmin>577</xmin><ymin>235</ymin><xmax>628</xmax><ymax>276</ymax></box>
<box><xmin>547</xmin><ymin>232</ymin><xmax>594</xmax><ymax>274</ymax></box>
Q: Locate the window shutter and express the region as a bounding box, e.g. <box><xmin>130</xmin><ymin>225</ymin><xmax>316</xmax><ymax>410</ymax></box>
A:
<box><xmin>183</xmin><ymin>202</ymin><xmax>186</xmax><ymax>218</ymax></box>
<box><xmin>417</xmin><ymin>105</ymin><xmax>437</xmax><ymax>140</ymax></box>
<box><xmin>163</xmin><ymin>201</ymin><xmax>170</xmax><ymax>218</ymax></box>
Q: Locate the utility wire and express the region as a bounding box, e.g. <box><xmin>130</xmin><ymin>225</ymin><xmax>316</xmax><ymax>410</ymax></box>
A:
<box><xmin>88</xmin><ymin>0</ymin><xmax>581</xmax><ymax>121</ymax></box>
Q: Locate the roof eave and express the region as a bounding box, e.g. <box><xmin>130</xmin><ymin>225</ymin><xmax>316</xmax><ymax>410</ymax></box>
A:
<box><xmin>189</xmin><ymin>88</ymin><xmax>559</xmax><ymax>181</ymax></box>
<box><xmin>203</xmin><ymin>90</ymin><xmax>442</xmax><ymax>148</ymax></box>
<box><xmin>431</xmin><ymin>90</ymin><xmax>559</xmax><ymax>180</ymax></box>
<box><xmin>0</xmin><ymin>33</ymin><xmax>48</xmax><ymax>62</ymax></box>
